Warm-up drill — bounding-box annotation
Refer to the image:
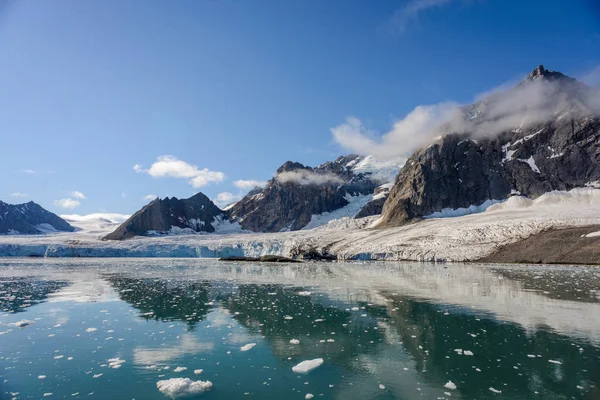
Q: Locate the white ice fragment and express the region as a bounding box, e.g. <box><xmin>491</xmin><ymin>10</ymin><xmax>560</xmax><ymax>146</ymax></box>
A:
<box><xmin>156</xmin><ymin>378</ymin><xmax>212</xmax><ymax>397</ymax></box>
<box><xmin>548</xmin><ymin>359</ymin><xmax>562</xmax><ymax>364</ymax></box>
<box><xmin>292</xmin><ymin>358</ymin><xmax>324</xmax><ymax>373</ymax></box>
<box><xmin>7</xmin><ymin>319</ymin><xmax>35</xmax><ymax>328</ymax></box>
<box><xmin>305</xmin><ymin>394</ymin><xmax>314</xmax><ymax>399</ymax></box>
<box><xmin>444</xmin><ymin>381</ymin><xmax>457</xmax><ymax>390</ymax></box>
<box><xmin>85</xmin><ymin>328</ymin><xmax>97</xmax><ymax>333</ymax></box>
<box><xmin>107</xmin><ymin>357</ymin><xmax>126</xmax><ymax>369</ymax></box>
<box><xmin>463</xmin><ymin>350</ymin><xmax>474</xmax><ymax>356</ymax></box>
<box><xmin>284</xmin><ymin>315</ymin><xmax>293</xmax><ymax>320</ymax></box>
<box><xmin>379</xmin><ymin>384</ymin><xmax>386</xmax><ymax>390</ymax></box>
<box><xmin>240</xmin><ymin>343</ymin><xmax>256</xmax><ymax>352</ymax></box>
<box><xmin>174</xmin><ymin>366</ymin><xmax>187</xmax><ymax>373</ymax></box>
<box><xmin>489</xmin><ymin>387</ymin><xmax>502</xmax><ymax>394</ymax></box>
<box><xmin>38</xmin><ymin>375</ymin><xmax>46</xmax><ymax>379</ymax></box>
<box><xmin>297</xmin><ymin>291</ymin><xmax>311</xmax><ymax>296</ymax></box>
<box><xmin>290</xmin><ymin>339</ymin><xmax>300</xmax><ymax>345</ymax></box>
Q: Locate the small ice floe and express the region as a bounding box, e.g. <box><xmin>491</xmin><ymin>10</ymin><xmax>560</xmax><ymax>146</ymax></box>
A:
<box><xmin>292</xmin><ymin>358</ymin><xmax>324</xmax><ymax>373</ymax></box>
<box><xmin>54</xmin><ymin>355</ymin><xmax>64</xmax><ymax>360</ymax></box>
<box><xmin>444</xmin><ymin>381</ymin><xmax>457</xmax><ymax>390</ymax></box>
<box><xmin>297</xmin><ymin>291</ymin><xmax>311</xmax><ymax>296</ymax></box>
<box><xmin>548</xmin><ymin>359</ymin><xmax>562</xmax><ymax>364</ymax></box>
<box><xmin>38</xmin><ymin>375</ymin><xmax>46</xmax><ymax>379</ymax></box>
<box><xmin>93</xmin><ymin>374</ymin><xmax>103</xmax><ymax>378</ymax></box>
<box><xmin>463</xmin><ymin>350</ymin><xmax>474</xmax><ymax>356</ymax></box>
<box><xmin>314</xmin><ymin>319</ymin><xmax>324</xmax><ymax>323</ymax></box>
<box><xmin>7</xmin><ymin>319</ymin><xmax>35</xmax><ymax>328</ymax></box>
<box><xmin>489</xmin><ymin>387</ymin><xmax>502</xmax><ymax>394</ymax></box>
<box><xmin>240</xmin><ymin>343</ymin><xmax>256</xmax><ymax>352</ymax></box>
<box><xmin>193</xmin><ymin>369</ymin><xmax>203</xmax><ymax>375</ymax></box>
<box><xmin>174</xmin><ymin>366</ymin><xmax>187</xmax><ymax>373</ymax></box>
<box><xmin>107</xmin><ymin>357</ymin><xmax>126</xmax><ymax>369</ymax></box>
<box><xmin>327</xmin><ymin>339</ymin><xmax>335</xmax><ymax>343</ymax></box>
<box><xmin>43</xmin><ymin>393</ymin><xmax>53</xmax><ymax>397</ymax></box>
<box><xmin>290</xmin><ymin>339</ymin><xmax>300</xmax><ymax>345</ymax></box>
<box><xmin>85</xmin><ymin>328</ymin><xmax>97</xmax><ymax>333</ymax></box>
<box><xmin>284</xmin><ymin>316</ymin><xmax>293</xmax><ymax>320</ymax></box>
<box><xmin>305</xmin><ymin>394</ymin><xmax>314</xmax><ymax>399</ymax></box>
<box><xmin>379</xmin><ymin>384</ymin><xmax>386</xmax><ymax>390</ymax></box>
<box><xmin>156</xmin><ymin>378</ymin><xmax>213</xmax><ymax>397</ymax></box>
<box><xmin>527</xmin><ymin>354</ymin><xmax>536</xmax><ymax>358</ymax></box>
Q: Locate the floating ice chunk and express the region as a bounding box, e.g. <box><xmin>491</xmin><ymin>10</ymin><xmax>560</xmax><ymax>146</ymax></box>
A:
<box><xmin>93</xmin><ymin>374</ymin><xmax>103</xmax><ymax>378</ymax></box>
<box><xmin>7</xmin><ymin>319</ymin><xmax>35</xmax><ymax>328</ymax></box>
<box><xmin>240</xmin><ymin>343</ymin><xmax>256</xmax><ymax>352</ymax></box>
<box><xmin>444</xmin><ymin>381</ymin><xmax>457</xmax><ymax>390</ymax></box>
<box><xmin>548</xmin><ymin>359</ymin><xmax>562</xmax><ymax>364</ymax></box>
<box><xmin>463</xmin><ymin>350</ymin><xmax>474</xmax><ymax>356</ymax></box>
<box><xmin>292</xmin><ymin>358</ymin><xmax>324</xmax><ymax>373</ymax></box>
<box><xmin>527</xmin><ymin>354</ymin><xmax>536</xmax><ymax>358</ymax></box>
<box><xmin>327</xmin><ymin>339</ymin><xmax>335</xmax><ymax>343</ymax></box>
<box><xmin>284</xmin><ymin>315</ymin><xmax>293</xmax><ymax>320</ymax></box>
<box><xmin>305</xmin><ymin>394</ymin><xmax>314</xmax><ymax>399</ymax></box>
<box><xmin>379</xmin><ymin>384</ymin><xmax>386</xmax><ymax>390</ymax></box>
<box><xmin>194</xmin><ymin>369</ymin><xmax>203</xmax><ymax>375</ymax></box>
<box><xmin>38</xmin><ymin>375</ymin><xmax>46</xmax><ymax>379</ymax></box>
<box><xmin>43</xmin><ymin>393</ymin><xmax>53</xmax><ymax>397</ymax></box>
<box><xmin>107</xmin><ymin>357</ymin><xmax>125</xmax><ymax>369</ymax></box>
<box><xmin>489</xmin><ymin>387</ymin><xmax>501</xmax><ymax>394</ymax></box>
<box><xmin>314</xmin><ymin>319</ymin><xmax>324</xmax><ymax>322</ymax></box>
<box><xmin>156</xmin><ymin>378</ymin><xmax>213</xmax><ymax>397</ymax></box>
<box><xmin>85</xmin><ymin>328</ymin><xmax>97</xmax><ymax>333</ymax></box>
<box><xmin>290</xmin><ymin>339</ymin><xmax>300</xmax><ymax>345</ymax></box>
<box><xmin>297</xmin><ymin>291</ymin><xmax>311</xmax><ymax>296</ymax></box>
<box><xmin>174</xmin><ymin>366</ymin><xmax>187</xmax><ymax>373</ymax></box>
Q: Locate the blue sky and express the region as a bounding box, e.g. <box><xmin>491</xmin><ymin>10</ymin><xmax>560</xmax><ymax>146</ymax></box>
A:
<box><xmin>1</xmin><ymin>0</ymin><xmax>599</xmax><ymax>215</ymax></box>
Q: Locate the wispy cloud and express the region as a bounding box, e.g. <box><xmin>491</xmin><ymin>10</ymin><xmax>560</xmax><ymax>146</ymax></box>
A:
<box><xmin>70</xmin><ymin>191</ymin><xmax>86</xmax><ymax>199</ymax></box>
<box><xmin>213</xmin><ymin>192</ymin><xmax>242</xmax><ymax>208</ymax></box>
<box><xmin>10</xmin><ymin>192</ymin><xmax>27</xmax><ymax>197</ymax></box>
<box><xmin>332</xmin><ymin>74</ymin><xmax>600</xmax><ymax>162</ymax></box>
<box><xmin>54</xmin><ymin>198</ymin><xmax>81</xmax><ymax>209</ymax></box>
<box><xmin>233</xmin><ymin>179</ymin><xmax>267</xmax><ymax>190</ymax></box>
<box><xmin>276</xmin><ymin>170</ymin><xmax>344</xmax><ymax>186</ymax></box>
<box><xmin>142</xmin><ymin>194</ymin><xmax>158</xmax><ymax>202</ymax></box>
<box><xmin>61</xmin><ymin>213</ymin><xmax>130</xmax><ymax>224</ymax></box>
<box><xmin>391</xmin><ymin>0</ymin><xmax>455</xmax><ymax>33</ymax></box>
<box><xmin>134</xmin><ymin>156</ymin><xmax>225</xmax><ymax>188</ymax></box>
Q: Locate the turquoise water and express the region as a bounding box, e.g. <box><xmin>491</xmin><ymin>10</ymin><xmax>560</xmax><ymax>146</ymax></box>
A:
<box><xmin>0</xmin><ymin>259</ymin><xmax>599</xmax><ymax>399</ymax></box>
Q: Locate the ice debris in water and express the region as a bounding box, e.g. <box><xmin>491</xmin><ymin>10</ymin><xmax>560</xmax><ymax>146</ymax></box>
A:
<box><xmin>85</xmin><ymin>328</ymin><xmax>97</xmax><ymax>333</ymax></box>
<box><xmin>156</xmin><ymin>378</ymin><xmax>213</xmax><ymax>397</ymax></box>
<box><xmin>297</xmin><ymin>291</ymin><xmax>311</xmax><ymax>296</ymax></box>
<box><xmin>305</xmin><ymin>394</ymin><xmax>314</xmax><ymax>399</ymax></box>
<box><xmin>489</xmin><ymin>387</ymin><xmax>502</xmax><ymax>394</ymax></box>
<box><xmin>284</xmin><ymin>315</ymin><xmax>294</xmax><ymax>320</ymax></box>
<box><xmin>174</xmin><ymin>366</ymin><xmax>187</xmax><ymax>373</ymax></box>
<box><xmin>240</xmin><ymin>343</ymin><xmax>256</xmax><ymax>352</ymax></box>
<box><xmin>194</xmin><ymin>369</ymin><xmax>203</xmax><ymax>375</ymax></box>
<box><xmin>444</xmin><ymin>381</ymin><xmax>457</xmax><ymax>390</ymax></box>
<box><xmin>379</xmin><ymin>384</ymin><xmax>386</xmax><ymax>390</ymax></box>
<box><xmin>548</xmin><ymin>359</ymin><xmax>562</xmax><ymax>364</ymax></box>
<box><xmin>463</xmin><ymin>350</ymin><xmax>474</xmax><ymax>356</ymax></box>
<box><xmin>7</xmin><ymin>319</ymin><xmax>35</xmax><ymax>328</ymax></box>
<box><xmin>290</xmin><ymin>339</ymin><xmax>300</xmax><ymax>344</ymax></box>
<box><xmin>107</xmin><ymin>357</ymin><xmax>126</xmax><ymax>369</ymax></box>
<box><xmin>292</xmin><ymin>358</ymin><xmax>324</xmax><ymax>373</ymax></box>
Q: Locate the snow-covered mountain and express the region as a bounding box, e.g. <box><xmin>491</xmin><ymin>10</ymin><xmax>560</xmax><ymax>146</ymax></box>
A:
<box><xmin>380</xmin><ymin>65</ymin><xmax>600</xmax><ymax>226</ymax></box>
<box><xmin>229</xmin><ymin>154</ymin><xmax>399</xmax><ymax>232</ymax></box>
<box><xmin>103</xmin><ymin>192</ymin><xmax>226</xmax><ymax>240</ymax></box>
<box><xmin>0</xmin><ymin>201</ymin><xmax>75</xmax><ymax>234</ymax></box>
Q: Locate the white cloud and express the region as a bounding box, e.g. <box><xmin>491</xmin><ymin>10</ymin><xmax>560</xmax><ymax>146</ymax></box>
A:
<box><xmin>332</xmin><ymin>103</ymin><xmax>461</xmax><ymax>163</ymax></box>
<box><xmin>233</xmin><ymin>179</ymin><xmax>268</xmax><ymax>190</ymax></box>
<box><xmin>213</xmin><ymin>192</ymin><xmax>242</xmax><ymax>208</ymax></box>
<box><xmin>61</xmin><ymin>213</ymin><xmax>130</xmax><ymax>224</ymax></box>
<box><xmin>21</xmin><ymin>169</ymin><xmax>37</xmax><ymax>174</ymax></box>
<box><xmin>121</xmin><ymin>192</ymin><xmax>127</xmax><ymax>199</ymax></box>
<box><xmin>54</xmin><ymin>198</ymin><xmax>81</xmax><ymax>209</ymax></box>
<box><xmin>10</xmin><ymin>192</ymin><xmax>27</xmax><ymax>197</ymax></box>
<box><xmin>134</xmin><ymin>156</ymin><xmax>225</xmax><ymax>188</ymax></box>
<box><xmin>70</xmin><ymin>191</ymin><xmax>86</xmax><ymax>199</ymax></box>
<box><xmin>276</xmin><ymin>170</ymin><xmax>344</xmax><ymax>186</ymax></box>
<box><xmin>332</xmin><ymin>76</ymin><xmax>600</xmax><ymax>162</ymax></box>
<box><xmin>133</xmin><ymin>333</ymin><xmax>214</xmax><ymax>366</ymax></box>
<box><xmin>392</xmin><ymin>0</ymin><xmax>455</xmax><ymax>33</ymax></box>
<box><xmin>142</xmin><ymin>194</ymin><xmax>158</xmax><ymax>202</ymax></box>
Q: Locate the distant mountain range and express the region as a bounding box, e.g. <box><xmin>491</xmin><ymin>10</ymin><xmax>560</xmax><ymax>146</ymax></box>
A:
<box><xmin>0</xmin><ymin>201</ymin><xmax>74</xmax><ymax>234</ymax></box>
<box><xmin>3</xmin><ymin>65</ymin><xmax>599</xmax><ymax>241</ymax></box>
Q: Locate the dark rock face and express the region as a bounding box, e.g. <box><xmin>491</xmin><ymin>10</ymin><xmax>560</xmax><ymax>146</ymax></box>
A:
<box><xmin>230</xmin><ymin>155</ymin><xmax>389</xmax><ymax>232</ymax></box>
<box><xmin>104</xmin><ymin>192</ymin><xmax>223</xmax><ymax>240</ymax></box>
<box><xmin>0</xmin><ymin>201</ymin><xmax>74</xmax><ymax>234</ymax></box>
<box><xmin>380</xmin><ymin>66</ymin><xmax>600</xmax><ymax>226</ymax></box>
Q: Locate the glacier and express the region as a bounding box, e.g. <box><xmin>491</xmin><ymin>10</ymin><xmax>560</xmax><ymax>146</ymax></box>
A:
<box><xmin>0</xmin><ymin>188</ymin><xmax>599</xmax><ymax>262</ymax></box>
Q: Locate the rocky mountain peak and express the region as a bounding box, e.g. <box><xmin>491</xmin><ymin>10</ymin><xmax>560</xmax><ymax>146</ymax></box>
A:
<box><xmin>523</xmin><ymin>64</ymin><xmax>574</xmax><ymax>84</ymax></box>
<box><xmin>276</xmin><ymin>161</ymin><xmax>308</xmax><ymax>173</ymax></box>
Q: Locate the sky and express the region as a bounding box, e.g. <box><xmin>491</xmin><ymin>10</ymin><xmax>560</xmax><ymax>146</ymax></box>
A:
<box><xmin>0</xmin><ymin>0</ymin><xmax>599</xmax><ymax>215</ymax></box>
